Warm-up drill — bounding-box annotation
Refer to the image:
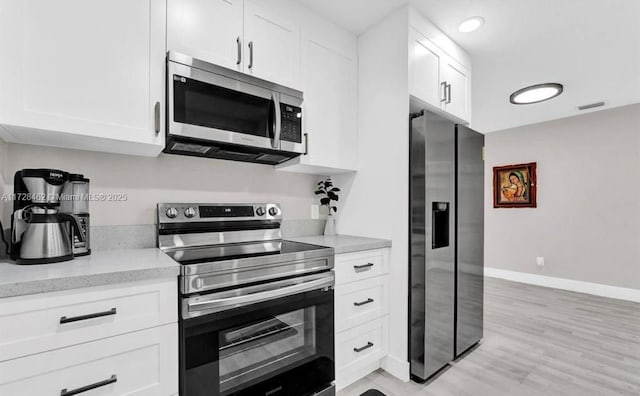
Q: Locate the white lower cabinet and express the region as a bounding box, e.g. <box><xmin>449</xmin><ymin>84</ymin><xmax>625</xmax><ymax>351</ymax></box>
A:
<box><xmin>0</xmin><ymin>279</ymin><xmax>176</xmax><ymax>361</ymax></box>
<box><xmin>334</xmin><ymin>248</ymin><xmax>390</xmax><ymax>390</ymax></box>
<box><xmin>0</xmin><ymin>279</ymin><xmax>178</xmax><ymax>396</ymax></box>
<box><xmin>0</xmin><ymin>324</ymin><xmax>178</xmax><ymax>395</ymax></box>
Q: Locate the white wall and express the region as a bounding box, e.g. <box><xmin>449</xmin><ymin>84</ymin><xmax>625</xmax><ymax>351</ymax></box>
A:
<box><xmin>335</xmin><ymin>7</ymin><xmax>410</xmax><ymax>375</ymax></box>
<box><xmin>485</xmin><ymin>104</ymin><xmax>640</xmax><ymax>290</ymax></box>
<box><xmin>1</xmin><ymin>143</ymin><xmax>323</xmax><ymax>227</ymax></box>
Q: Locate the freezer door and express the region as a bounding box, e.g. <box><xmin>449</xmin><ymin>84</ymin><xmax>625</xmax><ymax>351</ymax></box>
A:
<box><xmin>410</xmin><ymin>111</ymin><xmax>456</xmax><ymax>381</ymax></box>
<box><xmin>455</xmin><ymin>125</ymin><xmax>485</xmax><ymax>356</ymax></box>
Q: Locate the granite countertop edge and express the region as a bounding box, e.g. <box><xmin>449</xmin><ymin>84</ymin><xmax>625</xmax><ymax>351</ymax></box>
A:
<box><xmin>0</xmin><ymin>266</ymin><xmax>180</xmax><ymax>299</ymax></box>
<box><xmin>287</xmin><ymin>234</ymin><xmax>392</xmax><ymax>254</ymax></box>
<box><xmin>0</xmin><ymin>248</ymin><xmax>180</xmax><ymax>299</ymax></box>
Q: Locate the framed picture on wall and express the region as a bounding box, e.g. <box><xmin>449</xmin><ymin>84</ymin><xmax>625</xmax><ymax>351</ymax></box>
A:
<box><xmin>493</xmin><ymin>162</ymin><xmax>537</xmax><ymax>208</ymax></box>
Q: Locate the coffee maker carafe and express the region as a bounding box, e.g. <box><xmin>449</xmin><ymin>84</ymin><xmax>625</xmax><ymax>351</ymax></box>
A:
<box><xmin>11</xmin><ymin>169</ymin><xmax>86</xmax><ymax>264</ymax></box>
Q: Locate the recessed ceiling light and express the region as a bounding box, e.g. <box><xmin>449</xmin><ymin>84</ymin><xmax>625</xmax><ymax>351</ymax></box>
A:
<box><xmin>458</xmin><ymin>16</ymin><xmax>485</xmax><ymax>33</ymax></box>
<box><xmin>509</xmin><ymin>83</ymin><xmax>564</xmax><ymax>105</ymax></box>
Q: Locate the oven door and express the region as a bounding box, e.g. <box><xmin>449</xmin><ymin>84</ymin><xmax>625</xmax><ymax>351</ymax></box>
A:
<box><xmin>168</xmin><ymin>60</ymin><xmax>279</xmax><ymax>151</ymax></box>
<box><xmin>180</xmin><ymin>272</ymin><xmax>335</xmax><ymax>396</ymax></box>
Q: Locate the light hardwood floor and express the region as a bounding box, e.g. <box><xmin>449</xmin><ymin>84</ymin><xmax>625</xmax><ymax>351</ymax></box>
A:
<box><xmin>338</xmin><ymin>277</ymin><xmax>640</xmax><ymax>396</ymax></box>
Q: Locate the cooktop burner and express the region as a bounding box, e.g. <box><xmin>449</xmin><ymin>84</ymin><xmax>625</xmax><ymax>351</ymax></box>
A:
<box><xmin>164</xmin><ymin>240</ymin><xmax>325</xmax><ymax>265</ymax></box>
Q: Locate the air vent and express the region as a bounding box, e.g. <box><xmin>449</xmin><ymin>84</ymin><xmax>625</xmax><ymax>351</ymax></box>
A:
<box><xmin>578</xmin><ymin>101</ymin><xmax>605</xmax><ymax>111</ymax></box>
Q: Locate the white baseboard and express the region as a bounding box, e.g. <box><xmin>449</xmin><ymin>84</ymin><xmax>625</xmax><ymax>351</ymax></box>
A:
<box><xmin>485</xmin><ymin>267</ymin><xmax>640</xmax><ymax>303</ymax></box>
<box><xmin>381</xmin><ymin>354</ymin><xmax>410</xmax><ymax>382</ymax></box>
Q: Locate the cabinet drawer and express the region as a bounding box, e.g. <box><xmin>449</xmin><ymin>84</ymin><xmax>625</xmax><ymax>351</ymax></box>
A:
<box><xmin>335</xmin><ymin>317</ymin><xmax>388</xmax><ymax>372</ymax></box>
<box><xmin>0</xmin><ymin>279</ymin><xmax>176</xmax><ymax>361</ymax></box>
<box><xmin>0</xmin><ymin>324</ymin><xmax>178</xmax><ymax>395</ymax></box>
<box><xmin>335</xmin><ymin>276</ymin><xmax>388</xmax><ymax>332</ymax></box>
<box><xmin>335</xmin><ymin>249</ymin><xmax>389</xmax><ymax>285</ymax></box>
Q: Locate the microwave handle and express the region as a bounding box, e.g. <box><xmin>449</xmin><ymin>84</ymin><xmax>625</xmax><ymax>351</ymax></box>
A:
<box><xmin>271</xmin><ymin>92</ymin><xmax>281</xmax><ymax>149</ymax></box>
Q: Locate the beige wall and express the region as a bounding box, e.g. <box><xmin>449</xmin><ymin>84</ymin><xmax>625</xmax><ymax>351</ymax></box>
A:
<box><xmin>485</xmin><ymin>104</ymin><xmax>640</xmax><ymax>289</ymax></box>
<box><xmin>1</xmin><ymin>143</ymin><xmax>322</xmax><ymax>226</ymax></box>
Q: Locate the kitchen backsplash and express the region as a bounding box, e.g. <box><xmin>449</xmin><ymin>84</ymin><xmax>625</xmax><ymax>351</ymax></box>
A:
<box><xmin>0</xmin><ymin>143</ymin><xmax>327</xmax><ymax>227</ymax></box>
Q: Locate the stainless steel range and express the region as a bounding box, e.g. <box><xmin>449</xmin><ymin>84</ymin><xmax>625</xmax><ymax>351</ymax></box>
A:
<box><xmin>157</xmin><ymin>203</ymin><xmax>335</xmax><ymax>396</ymax></box>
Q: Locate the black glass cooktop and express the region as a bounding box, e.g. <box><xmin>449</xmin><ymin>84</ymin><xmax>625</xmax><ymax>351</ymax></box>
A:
<box><xmin>165</xmin><ymin>240</ymin><xmax>326</xmax><ymax>265</ymax></box>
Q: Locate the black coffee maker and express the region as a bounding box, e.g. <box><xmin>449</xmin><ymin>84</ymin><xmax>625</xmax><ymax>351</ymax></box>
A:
<box><xmin>11</xmin><ymin>169</ymin><xmax>86</xmax><ymax>264</ymax></box>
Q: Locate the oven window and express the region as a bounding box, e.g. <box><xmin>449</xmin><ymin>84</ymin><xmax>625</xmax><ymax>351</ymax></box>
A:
<box><xmin>219</xmin><ymin>307</ymin><xmax>316</xmax><ymax>394</ymax></box>
<box><xmin>173</xmin><ymin>75</ymin><xmax>273</xmax><ymax>138</ymax></box>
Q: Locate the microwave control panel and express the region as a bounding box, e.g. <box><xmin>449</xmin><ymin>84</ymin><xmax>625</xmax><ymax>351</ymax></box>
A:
<box><xmin>280</xmin><ymin>104</ymin><xmax>302</xmax><ymax>143</ymax></box>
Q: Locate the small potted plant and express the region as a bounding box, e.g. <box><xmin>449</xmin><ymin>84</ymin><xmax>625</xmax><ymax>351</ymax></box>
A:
<box><xmin>315</xmin><ymin>177</ymin><xmax>340</xmax><ymax>236</ymax></box>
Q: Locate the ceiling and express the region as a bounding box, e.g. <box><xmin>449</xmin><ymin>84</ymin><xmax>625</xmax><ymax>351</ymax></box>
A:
<box><xmin>298</xmin><ymin>0</ymin><xmax>640</xmax><ymax>133</ymax></box>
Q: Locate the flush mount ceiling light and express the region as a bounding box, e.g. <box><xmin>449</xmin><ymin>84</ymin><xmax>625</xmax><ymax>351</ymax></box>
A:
<box><xmin>509</xmin><ymin>83</ymin><xmax>564</xmax><ymax>105</ymax></box>
<box><xmin>458</xmin><ymin>16</ymin><xmax>485</xmax><ymax>33</ymax></box>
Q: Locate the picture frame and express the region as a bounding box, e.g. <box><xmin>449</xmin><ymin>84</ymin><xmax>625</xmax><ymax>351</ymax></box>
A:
<box><xmin>493</xmin><ymin>162</ymin><xmax>537</xmax><ymax>208</ymax></box>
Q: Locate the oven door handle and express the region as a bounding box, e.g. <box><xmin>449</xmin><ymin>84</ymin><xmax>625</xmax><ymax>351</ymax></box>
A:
<box><xmin>271</xmin><ymin>92</ymin><xmax>281</xmax><ymax>149</ymax></box>
<box><xmin>186</xmin><ymin>273</ymin><xmax>334</xmax><ymax>315</ymax></box>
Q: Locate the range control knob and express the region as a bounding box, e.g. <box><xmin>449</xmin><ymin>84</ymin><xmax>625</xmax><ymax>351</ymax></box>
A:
<box><xmin>184</xmin><ymin>207</ymin><xmax>197</xmax><ymax>218</ymax></box>
<box><xmin>255</xmin><ymin>207</ymin><xmax>266</xmax><ymax>216</ymax></box>
<box><xmin>166</xmin><ymin>207</ymin><xmax>178</xmax><ymax>219</ymax></box>
<box><xmin>268</xmin><ymin>207</ymin><xmax>279</xmax><ymax>216</ymax></box>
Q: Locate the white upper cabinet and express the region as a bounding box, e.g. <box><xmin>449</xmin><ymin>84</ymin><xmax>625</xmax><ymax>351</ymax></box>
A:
<box><xmin>408</xmin><ymin>10</ymin><xmax>472</xmax><ymax>124</ymax></box>
<box><xmin>166</xmin><ymin>0</ymin><xmax>301</xmax><ymax>90</ymax></box>
<box><xmin>167</xmin><ymin>0</ymin><xmax>244</xmax><ymax>72</ymax></box>
<box><xmin>0</xmin><ymin>0</ymin><xmax>166</xmax><ymax>156</ymax></box>
<box><xmin>441</xmin><ymin>57</ymin><xmax>470</xmax><ymax>122</ymax></box>
<box><xmin>243</xmin><ymin>0</ymin><xmax>301</xmax><ymax>89</ymax></box>
<box><xmin>276</xmin><ymin>13</ymin><xmax>358</xmax><ymax>174</ymax></box>
<box><xmin>410</xmin><ymin>28</ymin><xmax>443</xmax><ymax>108</ymax></box>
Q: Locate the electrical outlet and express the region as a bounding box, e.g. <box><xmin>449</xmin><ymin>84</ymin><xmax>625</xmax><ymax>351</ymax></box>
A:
<box><xmin>536</xmin><ymin>257</ymin><xmax>545</xmax><ymax>267</ymax></box>
<box><xmin>311</xmin><ymin>204</ymin><xmax>319</xmax><ymax>219</ymax></box>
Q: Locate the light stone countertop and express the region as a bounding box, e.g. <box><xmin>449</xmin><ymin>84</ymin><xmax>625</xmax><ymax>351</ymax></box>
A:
<box><xmin>0</xmin><ymin>248</ymin><xmax>179</xmax><ymax>298</ymax></box>
<box><xmin>287</xmin><ymin>234</ymin><xmax>392</xmax><ymax>254</ymax></box>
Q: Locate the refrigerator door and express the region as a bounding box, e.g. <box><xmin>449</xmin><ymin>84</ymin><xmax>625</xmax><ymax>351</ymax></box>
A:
<box><xmin>410</xmin><ymin>110</ymin><xmax>456</xmax><ymax>381</ymax></box>
<box><xmin>455</xmin><ymin>125</ymin><xmax>485</xmax><ymax>356</ymax></box>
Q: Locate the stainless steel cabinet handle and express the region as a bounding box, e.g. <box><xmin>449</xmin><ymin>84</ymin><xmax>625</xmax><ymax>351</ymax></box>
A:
<box><xmin>248</xmin><ymin>41</ymin><xmax>254</xmax><ymax>69</ymax></box>
<box><xmin>60</xmin><ymin>375</ymin><xmax>117</xmax><ymax>396</ymax></box>
<box><xmin>440</xmin><ymin>81</ymin><xmax>447</xmax><ymax>102</ymax></box>
<box><xmin>354</xmin><ymin>298</ymin><xmax>374</xmax><ymax>307</ymax></box>
<box><xmin>353</xmin><ymin>263</ymin><xmax>374</xmax><ymax>270</ymax></box>
<box><xmin>60</xmin><ymin>308</ymin><xmax>117</xmax><ymax>324</ymax></box>
<box><xmin>446</xmin><ymin>84</ymin><xmax>452</xmax><ymax>104</ymax></box>
<box><xmin>353</xmin><ymin>342</ymin><xmax>374</xmax><ymax>353</ymax></box>
<box><xmin>304</xmin><ymin>132</ymin><xmax>309</xmax><ymax>155</ymax></box>
<box><xmin>236</xmin><ymin>36</ymin><xmax>242</xmax><ymax>65</ymax></box>
<box><xmin>154</xmin><ymin>101</ymin><xmax>161</xmax><ymax>134</ymax></box>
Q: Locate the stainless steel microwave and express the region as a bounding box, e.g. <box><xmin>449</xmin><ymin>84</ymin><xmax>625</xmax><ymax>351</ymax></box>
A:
<box><xmin>166</xmin><ymin>52</ymin><xmax>305</xmax><ymax>165</ymax></box>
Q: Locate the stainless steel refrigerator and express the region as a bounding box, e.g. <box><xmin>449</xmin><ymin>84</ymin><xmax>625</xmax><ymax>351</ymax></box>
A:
<box><xmin>409</xmin><ymin>108</ymin><xmax>484</xmax><ymax>382</ymax></box>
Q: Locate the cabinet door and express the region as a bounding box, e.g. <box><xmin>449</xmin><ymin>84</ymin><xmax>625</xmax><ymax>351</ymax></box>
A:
<box><xmin>167</xmin><ymin>0</ymin><xmax>243</xmax><ymax>71</ymax></box>
<box><xmin>300</xmin><ymin>37</ymin><xmax>357</xmax><ymax>170</ymax></box>
<box><xmin>0</xmin><ymin>0</ymin><xmax>165</xmax><ymax>155</ymax></box>
<box><xmin>442</xmin><ymin>57</ymin><xmax>470</xmax><ymax>122</ymax></box>
<box><xmin>0</xmin><ymin>325</ymin><xmax>178</xmax><ymax>395</ymax></box>
<box><xmin>409</xmin><ymin>28</ymin><xmax>444</xmax><ymax>109</ymax></box>
<box><xmin>244</xmin><ymin>0</ymin><xmax>301</xmax><ymax>89</ymax></box>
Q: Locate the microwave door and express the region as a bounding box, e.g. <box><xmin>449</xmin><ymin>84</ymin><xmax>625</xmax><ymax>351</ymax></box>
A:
<box><xmin>168</xmin><ymin>61</ymin><xmax>275</xmax><ymax>150</ymax></box>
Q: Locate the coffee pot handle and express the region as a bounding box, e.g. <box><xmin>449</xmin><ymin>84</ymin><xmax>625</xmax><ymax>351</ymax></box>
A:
<box><xmin>12</xmin><ymin>209</ymin><xmax>27</xmax><ymax>244</ymax></box>
<box><xmin>59</xmin><ymin>213</ymin><xmax>86</xmax><ymax>243</ymax></box>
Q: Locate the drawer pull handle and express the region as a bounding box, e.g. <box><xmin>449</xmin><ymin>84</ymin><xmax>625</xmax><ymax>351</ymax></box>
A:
<box><xmin>353</xmin><ymin>342</ymin><xmax>374</xmax><ymax>353</ymax></box>
<box><xmin>353</xmin><ymin>263</ymin><xmax>374</xmax><ymax>270</ymax></box>
<box><xmin>60</xmin><ymin>374</ymin><xmax>117</xmax><ymax>396</ymax></box>
<box><xmin>60</xmin><ymin>308</ymin><xmax>117</xmax><ymax>324</ymax></box>
<box><xmin>354</xmin><ymin>298</ymin><xmax>374</xmax><ymax>307</ymax></box>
